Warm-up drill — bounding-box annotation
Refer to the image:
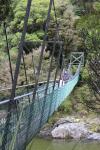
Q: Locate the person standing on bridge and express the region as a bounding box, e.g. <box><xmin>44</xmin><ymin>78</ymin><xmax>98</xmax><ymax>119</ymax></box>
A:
<box><xmin>59</xmin><ymin>69</ymin><xmax>71</xmax><ymax>87</ymax></box>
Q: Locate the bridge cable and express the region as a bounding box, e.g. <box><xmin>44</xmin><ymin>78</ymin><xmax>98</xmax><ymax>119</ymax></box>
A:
<box><xmin>4</xmin><ymin>23</ymin><xmax>32</xmax><ymax>102</ymax></box>
<box><xmin>3</xmin><ymin>22</ymin><xmax>14</xmax><ymax>83</ymax></box>
<box><xmin>39</xmin><ymin>39</ymin><xmax>56</xmax><ymax>128</ymax></box>
<box><xmin>39</xmin><ymin>0</ymin><xmax>62</xmax><ymax>127</ymax></box>
<box><xmin>2</xmin><ymin>23</ymin><xmax>32</xmax><ymax>104</ymax></box>
<box><xmin>2</xmin><ymin>0</ymin><xmax>33</xmax><ymax>149</ymax></box>
<box><xmin>23</xmin><ymin>0</ymin><xmax>54</xmax><ymax>149</ymax></box>
<box><xmin>3</xmin><ymin>23</ymin><xmax>43</xmax><ymax>105</ymax></box>
<box><xmin>52</xmin><ymin>0</ymin><xmax>63</xmax><ymax>87</ymax></box>
<box><xmin>47</xmin><ymin>0</ymin><xmax>64</xmax><ymax>117</ymax></box>
<box><xmin>22</xmin><ymin>53</ymin><xmax>31</xmax><ymax>102</ymax></box>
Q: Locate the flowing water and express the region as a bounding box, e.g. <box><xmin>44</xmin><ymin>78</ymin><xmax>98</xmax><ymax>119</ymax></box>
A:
<box><xmin>27</xmin><ymin>137</ymin><xmax>100</xmax><ymax>150</ymax></box>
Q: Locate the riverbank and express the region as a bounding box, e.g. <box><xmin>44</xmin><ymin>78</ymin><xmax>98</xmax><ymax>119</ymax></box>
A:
<box><xmin>37</xmin><ymin>82</ymin><xmax>100</xmax><ymax>141</ymax></box>
<box><xmin>38</xmin><ymin>115</ymin><xmax>100</xmax><ymax>140</ymax></box>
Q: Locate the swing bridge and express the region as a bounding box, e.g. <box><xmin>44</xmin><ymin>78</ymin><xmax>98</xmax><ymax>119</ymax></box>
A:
<box><xmin>0</xmin><ymin>0</ymin><xmax>84</xmax><ymax>150</ymax></box>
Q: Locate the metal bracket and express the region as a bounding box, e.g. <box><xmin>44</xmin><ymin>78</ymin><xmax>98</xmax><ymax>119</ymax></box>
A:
<box><xmin>70</xmin><ymin>52</ymin><xmax>84</xmax><ymax>66</ymax></box>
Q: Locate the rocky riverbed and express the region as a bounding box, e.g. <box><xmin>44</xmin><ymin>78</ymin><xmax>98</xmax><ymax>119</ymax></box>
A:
<box><xmin>38</xmin><ymin>116</ymin><xmax>100</xmax><ymax>140</ymax></box>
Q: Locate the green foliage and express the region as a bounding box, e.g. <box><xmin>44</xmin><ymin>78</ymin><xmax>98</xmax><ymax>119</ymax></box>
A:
<box><xmin>8</xmin><ymin>32</ymin><xmax>21</xmax><ymax>47</ymax></box>
<box><xmin>48</xmin><ymin>0</ymin><xmax>81</xmax><ymax>55</ymax></box>
<box><xmin>0</xmin><ymin>0</ymin><xmax>11</xmax><ymax>22</ymax></box>
<box><xmin>0</xmin><ymin>0</ymin><xmax>53</xmax><ymax>52</ymax></box>
<box><xmin>58</xmin><ymin>99</ymin><xmax>73</xmax><ymax>114</ymax></box>
<box><xmin>71</xmin><ymin>0</ymin><xmax>99</xmax><ymax>15</ymax></box>
<box><xmin>10</xmin><ymin>0</ymin><xmax>50</xmax><ymax>32</ymax></box>
<box><xmin>67</xmin><ymin>84</ymin><xmax>92</xmax><ymax>113</ymax></box>
<box><xmin>94</xmin><ymin>1</ymin><xmax>100</xmax><ymax>12</ymax></box>
<box><xmin>81</xmin><ymin>67</ymin><xmax>89</xmax><ymax>81</ymax></box>
<box><xmin>26</xmin><ymin>33</ymin><xmax>39</xmax><ymax>41</ymax></box>
<box><xmin>75</xmin><ymin>1</ymin><xmax>100</xmax><ymax>58</ymax></box>
<box><xmin>25</xmin><ymin>31</ymin><xmax>44</xmax><ymax>41</ymax></box>
<box><xmin>5</xmin><ymin>0</ymin><xmax>56</xmax><ymax>48</ymax></box>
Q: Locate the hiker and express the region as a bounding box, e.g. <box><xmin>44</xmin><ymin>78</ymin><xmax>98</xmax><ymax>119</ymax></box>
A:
<box><xmin>59</xmin><ymin>69</ymin><xmax>71</xmax><ymax>87</ymax></box>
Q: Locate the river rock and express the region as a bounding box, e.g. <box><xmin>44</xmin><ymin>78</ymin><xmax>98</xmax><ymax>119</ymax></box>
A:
<box><xmin>39</xmin><ymin>127</ymin><xmax>52</xmax><ymax>138</ymax></box>
<box><xmin>39</xmin><ymin>116</ymin><xmax>100</xmax><ymax>140</ymax></box>
<box><xmin>87</xmin><ymin>133</ymin><xmax>100</xmax><ymax>140</ymax></box>
<box><xmin>51</xmin><ymin>122</ymin><xmax>90</xmax><ymax>139</ymax></box>
<box><xmin>54</xmin><ymin>116</ymin><xmax>81</xmax><ymax>128</ymax></box>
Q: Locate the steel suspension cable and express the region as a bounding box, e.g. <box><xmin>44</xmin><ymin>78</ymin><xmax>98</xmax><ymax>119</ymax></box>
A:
<box><xmin>3</xmin><ymin>22</ymin><xmax>14</xmax><ymax>83</ymax></box>
<box><xmin>53</xmin><ymin>44</ymin><xmax>63</xmax><ymax>89</ymax></box>
<box><xmin>39</xmin><ymin>0</ymin><xmax>62</xmax><ymax>126</ymax></box>
<box><xmin>22</xmin><ymin>53</ymin><xmax>31</xmax><ymax>102</ymax></box>
<box><xmin>48</xmin><ymin>44</ymin><xmax>63</xmax><ymax>118</ymax></box>
<box><xmin>2</xmin><ymin>0</ymin><xmax>32</xmax><ymax>149</ymax></box>
<box><xmin>31</xmin><ymin>0</ymin><xmax>54</xmax><ymax>99</ymax></box>
<box><xmin>52</xmin><ymin>0</ymin><xmax>64</xmax><ymax>89</ymax></box>
<box><xmin>52</xmin><ymin>0</ymin><xmax>59</xmax><ymax>40</ymax></box>
<box><xmin>24</xmin><ymin>0</ymin><xmax>54</xmax><ymax>149</ymax></box>
<box><xmin>10</xmin><ymin>0</ymin><xmax>32</xmax><ymax>101</ymax></box>
<box><xmin>41</xmin><ymin>0</ymin><xmax>63</xmax><ymax>119</ymax></box>
<box><xmin>39</xmin><ymin>40</ymin><xmax>56</xmax><ymax>128</ymax></box>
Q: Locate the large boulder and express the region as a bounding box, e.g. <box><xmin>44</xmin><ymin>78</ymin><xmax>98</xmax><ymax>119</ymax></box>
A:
<box><xmin>51</xmin><ymin>122</ymin><xmax>90</xmax><ymax>139</ymax></box>
<box><xmin>39</xmin><ymin>116</ymin><xmax>100</xmax><ymax>140</ymax></box>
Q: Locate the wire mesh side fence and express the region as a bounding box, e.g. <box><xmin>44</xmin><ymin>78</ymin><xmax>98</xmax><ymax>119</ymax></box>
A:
<box><xmin>0</xmin><ymin>57</ymin><xmax>82</xmax><ymax>150</ymax></box>
<box><xmin>0</xmin><ymin>73</ymin><xmax>79</xmax><ymax>150</ymax></box>
<box><xmin>0</xmin><ymin>55</ymin><xmax>83</xmax><ymax>150</ymax></box>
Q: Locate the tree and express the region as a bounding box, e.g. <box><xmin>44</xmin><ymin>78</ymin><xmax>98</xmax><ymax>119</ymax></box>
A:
<box><xmin>85</xmin><ymin>55</ymin><xmax>100</xmax><ymax>113</ymax></box>
<box><xmin>0</xmin><ymin>0</ymin><xmax>11</xmax><ymax>22</ymax></box>
<box><xmin>47</xmin><ymin>1</ymin><xmax>81</xmax><ymax>57</ymax></box>
<box><xmin>73</xmin><ymin>0</ymin><xmax>100</xmax><ymax>112</ymax></box>
<box><xmin>75</xmin><ymin>0</ymin><xmax>100</xmax><ymax>62</ymax></box>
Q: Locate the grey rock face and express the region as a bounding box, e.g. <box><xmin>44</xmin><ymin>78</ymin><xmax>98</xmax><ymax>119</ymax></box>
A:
<box><xmin>87</xmin><ymin>133</ymin><xmax>100</xmax><ymax>140</ymax></box>
<box><xmin>51</xmin><ymin>123</ymin><xmax>90</xmax><ymax>139</ymax></box>
<box><xmin>39</xmin><ymin>116</ymin><xmax>100</xmax><ymax>140</ymax></box>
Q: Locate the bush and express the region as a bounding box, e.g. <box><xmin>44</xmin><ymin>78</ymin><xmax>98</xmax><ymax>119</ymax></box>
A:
<box><xmin>58</xmin><ymin>99</ymin><xmax>73</xmax><ymax>114</ymax></box>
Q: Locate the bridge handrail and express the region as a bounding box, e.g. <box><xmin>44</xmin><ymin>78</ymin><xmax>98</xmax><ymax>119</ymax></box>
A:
<box><xmin>0</xmin><ymin>70</ymin><xmax>80</xmax><ymax>106</ymax></box>
<box><xmin>0</xmin><ymin>61</ymin><xmax>82</xmax><ymax>106</ymax></box>
<box><xmin>0</xmin><ymin>80</ymin><xmax>58</xmax><ymax>92</ymax></box>
<box><xmin>0</xmin><ymin>82</ymin><xmax>59</xmax><ymax>105</ymax></box>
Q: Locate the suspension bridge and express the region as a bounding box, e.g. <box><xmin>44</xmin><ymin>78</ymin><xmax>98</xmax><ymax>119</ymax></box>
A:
<box><xmin>0</xmin><ymin>0</ymin><xmax>84</xmax><ymax>150</ymax></box>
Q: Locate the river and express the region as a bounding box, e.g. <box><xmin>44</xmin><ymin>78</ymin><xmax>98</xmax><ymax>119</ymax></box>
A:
<box><xmin>27</xmin><ymin>137</ymin><xmax>100</xmax><ymax>150</ymax></box>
